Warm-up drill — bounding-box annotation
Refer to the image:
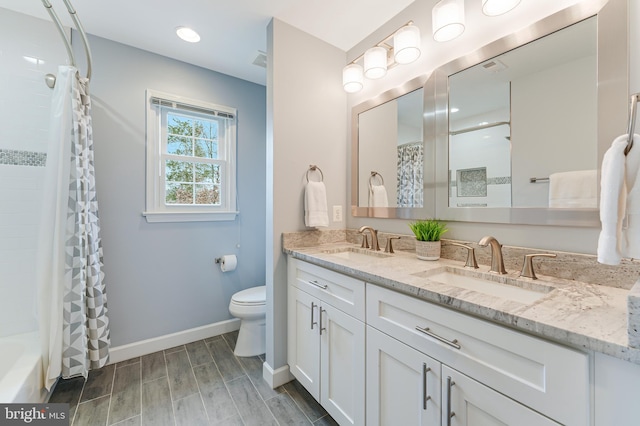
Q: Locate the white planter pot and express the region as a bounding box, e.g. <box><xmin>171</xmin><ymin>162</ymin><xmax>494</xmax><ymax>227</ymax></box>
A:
<box><xmin>415</xmin><ymin>240</ymin><xmax>441</xmax><ymax>261</ymax></box>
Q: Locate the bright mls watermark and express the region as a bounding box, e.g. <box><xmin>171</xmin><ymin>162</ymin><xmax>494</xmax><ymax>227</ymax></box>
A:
<box><xmin>0</xmin><ymin>404</ymin><xmax>68</xmax><ymax>425</ymax></box>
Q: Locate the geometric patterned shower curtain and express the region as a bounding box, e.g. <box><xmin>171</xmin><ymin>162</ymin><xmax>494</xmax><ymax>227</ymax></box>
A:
<box><xmin>397</xmin><ymin>142</ymin><xmax>424</xmax><ymax>207</ymax></box>
<box><xmin>39</xmin><ymin>66</ymin><xmax>110</xmax><ymax>390</ymax></box>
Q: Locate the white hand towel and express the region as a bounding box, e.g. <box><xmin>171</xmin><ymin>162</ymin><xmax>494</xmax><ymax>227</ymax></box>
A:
<box><xmin>369</xmin><ymin>184</ymin><xmax>388</xmax><ymax>208</ymax></box>
<box><xmin>623</xmin><ymin>134</ymin><xmax>640</xmax><ymax>258</ymax></box>
<box><xmin>597</xmin><ymin>134</ymin><xmax>639</xmax><ymax>265</ymax></box>
<box><xmin>548</xmin><ymin>170</ymin><xmax>597</xmax><ymax>208</ymax></box>
<box><xmin>304</xmin><ymin>181</ymin><xmax>329</xmax><ymax>227</ymax></box>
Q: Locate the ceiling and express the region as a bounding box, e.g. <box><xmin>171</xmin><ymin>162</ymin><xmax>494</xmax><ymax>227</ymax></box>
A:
<box><xmin>0</xmin><ymin>0</ymin><xmax>416</xmax><ymax>86</ymax></box>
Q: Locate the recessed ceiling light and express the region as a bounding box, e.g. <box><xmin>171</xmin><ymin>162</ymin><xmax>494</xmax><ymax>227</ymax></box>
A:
<box><xmin>450</xmin><ymin>107</ymin><xmax>459</xmax><ymax>113</ymax></box>
<box><xmin>176</xmin><ymin>27</ymin><xmax>200</xmax><ymax>43</ymax></box>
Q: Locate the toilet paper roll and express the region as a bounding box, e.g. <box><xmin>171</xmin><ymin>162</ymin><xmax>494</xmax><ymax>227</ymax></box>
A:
<box><xmin>220</xmin><ymin>255</ymin><xmax>237</xmax><ymax>272</ymax></box>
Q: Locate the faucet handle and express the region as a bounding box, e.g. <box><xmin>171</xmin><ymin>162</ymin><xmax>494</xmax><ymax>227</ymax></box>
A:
<box><xmin>385</xmin><ymin>236</ymin><xmax>401</xmax><ymax>254</ymax></box>
<box><xmin>360</xmin><ymin>234</ymin><xmax>369</xmax><ymax>249</ymax></box>
<box><xmin>520</xmin><ymin>253</ymin><xmax>557</xmax><ymax>280</ymax></box>
<box><xmin>450</xmin><ymin>242</ymin><xmax>479</xmax><ymax>269</ymax></box>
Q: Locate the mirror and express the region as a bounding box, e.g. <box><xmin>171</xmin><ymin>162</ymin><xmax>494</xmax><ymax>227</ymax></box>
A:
<box><xmin>357</xmin><ymin>88</ymin><xmax>424</xmax><ymax>208</ymax></box>
<box><xmin>448</xmin><ymin>17</ymin><xmax>596</xmax><ymax>209</ymax></box>
<box><xmin>352</xmin><ymin>0</ymin><xmax>627</xmax><ymax>223</ymax></box>
<box><xmin>351</xmin><ymin>76</ymin><xmax>434</xmax><ymax>219</ymax></box>
<box><xmin>425</xmin><ymin>0</ymin><xmax>629</xmax><ymax>227</ymax></box>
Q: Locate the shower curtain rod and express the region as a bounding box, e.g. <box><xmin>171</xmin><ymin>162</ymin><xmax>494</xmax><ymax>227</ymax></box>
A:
<box><xmin>449</xmin><ymin>121</ymin><xmax>510</xmax><ymax>136</ymax></box>
<box><xmin>41</xmin><ymin>0</ymin><xmax>93</xmax><ymax>88</ymax></box>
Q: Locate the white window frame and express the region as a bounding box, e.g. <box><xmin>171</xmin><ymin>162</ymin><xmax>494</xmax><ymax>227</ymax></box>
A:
<box><xmin>143</xmin><ymin>89</ymin><xmax>238</xmax><ymax>223</ymax></box>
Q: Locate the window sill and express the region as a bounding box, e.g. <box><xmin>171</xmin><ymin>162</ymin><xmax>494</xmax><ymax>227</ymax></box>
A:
<box><xmin>142</xmin><ymin>211</ymin><xmax>239</xmax><ymax>223</ymax></box>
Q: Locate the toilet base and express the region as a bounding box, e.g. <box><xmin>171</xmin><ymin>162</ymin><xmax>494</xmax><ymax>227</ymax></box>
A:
<box><xmin>234</xmin><ymin>318</ymin><xmax>266</xmax><ymax>357</ymax></box>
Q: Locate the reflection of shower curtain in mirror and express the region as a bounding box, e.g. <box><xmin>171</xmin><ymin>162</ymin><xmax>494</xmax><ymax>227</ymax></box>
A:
<box><xmin>397</xmin><ymin>142</ymin><xmax>423</xmax><ymax>207</ymax></box>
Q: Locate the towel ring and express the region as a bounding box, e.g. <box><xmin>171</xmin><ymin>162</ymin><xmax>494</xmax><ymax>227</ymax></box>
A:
<box><xmin>306</xmin><ymin>165</ymin><xmax>324</xmax><ymax>182</ymax></box>
<box><xmin>369</xmin><ymin>171</ymin><xmax>384</xmax><ymax>190</ymax></box>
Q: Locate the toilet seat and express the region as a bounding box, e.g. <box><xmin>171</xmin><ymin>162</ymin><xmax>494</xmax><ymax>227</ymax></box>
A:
<box><xmin>231</xmin><ymin>286</ymin><xmax>266</xmax><ymax>306</ymax></box>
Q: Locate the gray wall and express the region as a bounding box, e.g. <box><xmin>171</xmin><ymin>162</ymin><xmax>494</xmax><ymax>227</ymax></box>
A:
<box><xmin>266</xmin><ymin>19</ymin><xmax>347</xmax><ymax>372</ymax></box>
<box><xmin>74</xmin><ymin>34</ymin><xmax>267</xmax><ymax>347</ymax></box>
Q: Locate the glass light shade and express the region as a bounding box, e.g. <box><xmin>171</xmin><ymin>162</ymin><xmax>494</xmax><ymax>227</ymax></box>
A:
<box><xmin>393</xmin><ymin>25</ymin><xmax>421</xmax><ymax>65</ymax></box>
<box><xmin>176</xmin><ymin>26</ymin><xmax>201</xmax><ymax>43</ymax></box>
<box><xmin>343</xmin><ymin>63</ymin><xmax>364</xmax><ymax>93</ymax></box>
<box><xmin>482</xmin><ymin>0</ymin><xmax>521</xmax><ymax>16</ymax></box>
<box><xmin>364</xmin><ymin>47</ymin><xmax>388</xmax><ymax>79</ymax></box>
<box><xmin>432</xmin><ymin>0</ymin><xmax>465</xmax><ymax>42</ymax></box>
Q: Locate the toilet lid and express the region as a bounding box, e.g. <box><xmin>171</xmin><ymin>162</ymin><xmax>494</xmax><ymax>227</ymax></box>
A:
<box><xmin>232</xmin><ymin>286</ymin><xmax>266</xmax><ymax>305</ymax></box>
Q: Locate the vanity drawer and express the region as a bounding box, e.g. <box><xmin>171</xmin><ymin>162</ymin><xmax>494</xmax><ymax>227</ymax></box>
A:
<box><xmin>288</xmin><ymin>258</ymin><xmax>365</xmax><ymax>320</ymax></box>
<box><xmin>366</xmin><ymin>284</ymin><xmax>589</xmax><ymax>426</ymax></box>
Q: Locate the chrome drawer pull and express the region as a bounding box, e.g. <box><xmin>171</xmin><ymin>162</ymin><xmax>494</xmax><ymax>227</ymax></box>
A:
<box><xmin>446</xmin><ymin>376</ymin><xmax>456</xmax><ymax>426</ymax></box>
<box><xmin>415</xmin><ymin>326</ymin><xmax>461</xmax><ymax>350</ymax></box>
<box><xmin>319</xmin><ymin>308</ymin><xmax>327</xmax><ymax>335</ymax></box>
<box><xmin>308</xmin><ymin>280</ymin><xmax>328</xmax><ymax>290</ymax></box>
<box><xmin>422</xmin><ymin>363</ymin><xmax>431</xmax><ymax>410</ymax></box>
<box><xmin>310</xmin><ymin>302</ymin><xmax>318</xmax><ymax>330</ymax></box>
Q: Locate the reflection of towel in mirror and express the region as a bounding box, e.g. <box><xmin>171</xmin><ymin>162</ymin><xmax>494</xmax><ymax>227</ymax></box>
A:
<box><xmin>597</xmin><ymin>134</ymin><xmax>640</xmax><ymax>265</ymax></box>
<box><xmin>304</xmin><ymin>181</ymin><xmax>329</xmax><ymax>227</ymax></box>
<box><xmin>548</xmin><ymin>170</ymin><xmax>597</xmax><ymax>208</ymax></box>
<box><xmin>369</xmin><ymin>184</ymin><xmax>388</xmax><ymax>207</ymax></box>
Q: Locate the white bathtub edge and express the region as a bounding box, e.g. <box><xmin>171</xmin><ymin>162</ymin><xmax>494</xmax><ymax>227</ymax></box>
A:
<box><xmin>108</xmin><ymin>318</ymin><xmax>241</xmax><ymax>364</ymax></box>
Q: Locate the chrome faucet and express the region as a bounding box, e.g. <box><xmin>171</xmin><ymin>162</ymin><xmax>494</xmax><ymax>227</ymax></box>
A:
<box><xmin>358</xmin><ymin>226</ymin><xmax>380</xmax><ymax>251</ymax></box>
<box><xmin>478</xmin><ymin>236</ymin><xmax>507</xmax><ymax>274</ymax></box>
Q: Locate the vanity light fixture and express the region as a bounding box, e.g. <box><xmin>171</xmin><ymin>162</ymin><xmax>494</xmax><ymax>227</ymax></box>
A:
<box><xmin>342</xmin><ymin>22</ymin><xmax>421</xmax><ymax>93</ymax></box>
<box><xmin>343</xmin><ymin>63</ymin><xmax>364</xmax><ymax>93</ymax></box>
<box><xmin>432</xmin><ymin>0</ymin><xmax>465</xmax><ymax>42</ymax></box>
<box><xmin>482</xmin><ymin>0</ymin><xmax>522</xmax><ymax>16</ymax></box>
<box><xmin>393</xmin><ymin>25</ymin><xmax>421</xmax><ymax>65</ymax></box>
<box><xmin>364</xmin><ymin>46</ymin><xmax>388</xmax><ymax>79</ymax></box>
<box><xmin>176</xmin><ymin>26</ymin><xmax>201</xmax><ymax>43</ymax></box>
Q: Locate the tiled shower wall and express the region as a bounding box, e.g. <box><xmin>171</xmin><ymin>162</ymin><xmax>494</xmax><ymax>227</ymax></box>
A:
<box><xmin>0</xmin><ymin>8</ymin><xmax>69</xmax><ymax>338</ymax></box>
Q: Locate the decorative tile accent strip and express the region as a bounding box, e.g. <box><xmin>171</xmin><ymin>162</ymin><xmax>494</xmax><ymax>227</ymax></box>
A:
<box><xmin>450</xmin><ymin>176</ymin><xmax>512</xmax><ymax>188</ymax></box>
<box><xmin>0</xmin><ymin>149</ymin><xmax>47</xmax><ymax>167</ymax></box>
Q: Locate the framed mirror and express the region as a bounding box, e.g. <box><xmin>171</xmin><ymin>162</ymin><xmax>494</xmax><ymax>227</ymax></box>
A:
<box><xmin>429</xmin><ymin>0</ymin><xmax>628</xmax><ymax>226</ymax></box>
<box><xmin>351</xmin><ymin>76</ymin><xmax>434</xmax><ymax>219</ymax></box>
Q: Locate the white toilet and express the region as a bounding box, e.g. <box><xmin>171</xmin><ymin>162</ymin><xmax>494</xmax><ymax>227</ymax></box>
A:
<box><xmin>228</xmin><ymin>285</ymin><xmax>266</xmax><ymax>357</ymax></box>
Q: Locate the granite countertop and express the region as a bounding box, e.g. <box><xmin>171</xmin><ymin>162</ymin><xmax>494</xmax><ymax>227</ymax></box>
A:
<box><xmin>284</xmin><ymin>241</ymin><xmax>640</xmax><ymax>365</ymax></box>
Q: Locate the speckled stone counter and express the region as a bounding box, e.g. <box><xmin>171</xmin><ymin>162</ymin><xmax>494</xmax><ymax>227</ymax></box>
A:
<box><xmin>283</xmin><ymin>231</ymin><xmax>640</xmax><ymax>366</ymax></box>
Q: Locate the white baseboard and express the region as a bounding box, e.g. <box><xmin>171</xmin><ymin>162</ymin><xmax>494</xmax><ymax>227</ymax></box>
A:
<box><xmin>263</xmin><ymin>361</ymin><xmax>294</xmax><ymax>389</ymax></box>
<box><xmin>108</xmin><ymin>318</ymin><xmax>241</xmax><ymax>364</ymax></box>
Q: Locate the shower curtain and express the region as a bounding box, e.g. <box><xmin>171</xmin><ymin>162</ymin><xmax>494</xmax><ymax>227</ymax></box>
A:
<box><xmin>397</xmin><ymin>142</ymin><xmax>424</xmax><ymax>207</ymax></box>
<box><xmin>38</xmin><ymin>66</ymin><xmax>110</xmax><ymax>390</ymax></box>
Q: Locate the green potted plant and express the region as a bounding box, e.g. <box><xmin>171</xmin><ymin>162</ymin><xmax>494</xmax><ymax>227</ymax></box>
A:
<box><xmin>409</xmin><ymin>219</ymin><xmax>448</xmax><ymax>260</ymax></box>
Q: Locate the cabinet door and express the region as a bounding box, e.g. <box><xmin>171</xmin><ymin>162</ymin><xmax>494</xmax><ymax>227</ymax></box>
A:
<box><xmin>320</xmin><ymin>303</ymin><xmax>366</xmax><ymax>426</ymax></box>
<box><xmin>288</xmin><ymin>286</ymin><xmax>320</xmax><ymax>399</ymax></box>
<box><xmin>367</xmin><ymin>327</ymin><xmax>441</xmax><ymax>426</ymax></box>
<box><xmin>441</xmin><ymin>366</ymin><xmax>560</xmax><ymax>426</ymax></box>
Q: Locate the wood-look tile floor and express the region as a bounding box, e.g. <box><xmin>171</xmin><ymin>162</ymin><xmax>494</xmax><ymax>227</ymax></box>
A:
<box><xmin>49</xmin><ymin>331</ymin><xmax>338</xmax><ymax>426</ymax></box>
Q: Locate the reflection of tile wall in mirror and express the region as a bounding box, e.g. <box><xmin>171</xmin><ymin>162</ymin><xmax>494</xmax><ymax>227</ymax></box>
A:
<box><xmin>457</xmin><ymin>167</ymin><xmax>487</xmax><ymax>197</ymax></box>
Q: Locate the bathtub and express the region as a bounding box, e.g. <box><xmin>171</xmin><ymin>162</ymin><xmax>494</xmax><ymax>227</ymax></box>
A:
<box><xmin>0</xmin><ymin>332</ymin><xmax>46</xmax><ymax>403</ymax></box>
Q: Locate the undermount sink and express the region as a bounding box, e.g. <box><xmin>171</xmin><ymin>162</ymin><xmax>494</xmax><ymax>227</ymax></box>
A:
<box><xmin>322</xmin><ymin>247</ymin><xmax>392</xmax><ymax>261</ymax></box>
<box><xmin>412</xmin><ymin>266</ymin><xmax>554</xmax><ymax>304</ymax></box>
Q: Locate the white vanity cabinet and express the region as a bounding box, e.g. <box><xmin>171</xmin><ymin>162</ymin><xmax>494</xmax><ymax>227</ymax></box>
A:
<box><xmin>442</xmin><ymin>366</ymin><xmax>559</xmax><ymax>425</ymax></box>
<box><xmin>366</xmin><ymin>284</ymin><xmax>590</xmax><ymax>426</ymax></box>
<box><xmin>367</xmin><ymin>326</ymin><xmax>442</xmax><ymax>425</ymax></box>
<box><xmin>287</xmin><ymin>258</ymin><xmax>365</xmax><ymax>426</ymax></box>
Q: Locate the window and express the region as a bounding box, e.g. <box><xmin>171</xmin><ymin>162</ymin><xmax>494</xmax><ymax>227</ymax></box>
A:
<box><xmin>144</xmin><ymin>90</ymin><xmax>238</xmax><ymax>222</ymax></box>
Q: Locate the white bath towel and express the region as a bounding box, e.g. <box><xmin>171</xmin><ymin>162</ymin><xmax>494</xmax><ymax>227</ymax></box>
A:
<box><xmin>624</xmin><ymin>134</ymin><xmax>640</xmax><ymax>258</ymax></box>
<box><xmin>369</xmin><ymin>184</ymin><xmax>388</xmax><ymax>208</ymax></box>
<box><xmin>597</xmin><ymin>134</ymin><xmax>640</xmax><ymax>265</ymax></box>
<box><xmin>304</xmin><ymin>181</ymin><xmax>329</xmax><ymax>227</ymax></box>
<box><xmin>549</xmin><ymin>170</ymin><xmax>597</xmax><ymax>208</ymax></box>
